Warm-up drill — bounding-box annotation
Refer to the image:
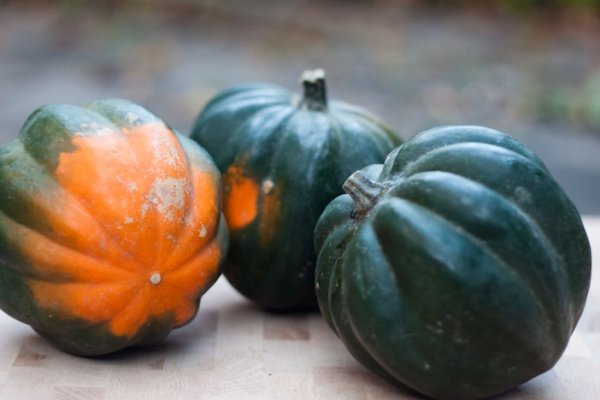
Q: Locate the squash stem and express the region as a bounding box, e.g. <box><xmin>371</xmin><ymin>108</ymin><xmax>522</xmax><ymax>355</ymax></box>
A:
<box><xmin>343</xmin><ymin>170</ymin><xmax>385</xmax><ymax>215</ymax></box>
<box><xmin>300</xmin><ymin>69</ymin><xmax>328</xmax><ymax>111</ymax></box>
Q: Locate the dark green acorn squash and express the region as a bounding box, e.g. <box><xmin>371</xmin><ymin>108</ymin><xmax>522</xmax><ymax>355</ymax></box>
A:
<box><xmin>314</xmin><ymin>125</ymin><xmax>591</xmax><ymax>399</ymax></box>
<box><xmin>191</xmin><ymin>70</ymin><xmax>399</xmax><ymax>310</ymax></box>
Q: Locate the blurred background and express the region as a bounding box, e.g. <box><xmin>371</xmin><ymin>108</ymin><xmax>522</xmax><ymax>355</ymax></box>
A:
<box><xmin>1</xmin><ymin>0</ymin><xmax>599</xmax><ymax>213</ymax></box>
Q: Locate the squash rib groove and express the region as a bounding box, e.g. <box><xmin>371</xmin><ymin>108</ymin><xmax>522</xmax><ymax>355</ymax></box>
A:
<box><xmin>384</xmin><ymin>192</ymin><xmax>572</xmax><ymax>336</ymax></box>
<box><xmin>0</xmin><ymin>143</ymin><xmax>142</xmax><ymax>271</ymax></box>
<box><xmin>394</xmin><ymin>171</ymin><xmax>572</xmax><ymax>318</ymax></box>
<box><xmin>18</xmin><ymin>142</ymin><xmax>145</xmax><ymax>271</ymax></box>
<box><xmin>378</xmin><ymin>196</ymin><xmax>565</xmax><ymax>350</ymax></box>
<box><xmin>0</xmin><ymin>209</ymin><xmax>136</xmax><ymax>283</ymax></box>
<box><xmin>343</xmin><ymin>223</ymin><xmax>426</xmax><ymax>386</ymax></box>
<box><xmin>397</xmin><ymin>145</ymin><xmax>574</xmax><ymax>304</ymax></box>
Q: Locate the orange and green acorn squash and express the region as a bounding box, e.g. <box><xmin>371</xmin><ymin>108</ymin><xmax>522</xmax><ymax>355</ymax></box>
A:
<box><xmin>191</xmin><ymin>70</ymin><xmax>400</xmax><ymax>311</ymax></box>
<box><xmin>315</xmin><ymin>125</ymin><xmax>591</xmax><ymax>399</ymax></box>
<box><xmin>0</xmin><ymin>99</ymin><xmax>228</xmax><ymax>356</ymax></box>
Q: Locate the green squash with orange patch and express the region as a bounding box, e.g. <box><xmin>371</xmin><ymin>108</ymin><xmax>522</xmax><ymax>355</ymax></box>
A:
<box><xmin>190</xmin><ymin>70</ymin><xmax>399</xmax><ymax>310</ymax></box>
<box><xmin>0</xmin><ymin>99</ymin><xmax>228</xmax><ymax>356</ymax></box>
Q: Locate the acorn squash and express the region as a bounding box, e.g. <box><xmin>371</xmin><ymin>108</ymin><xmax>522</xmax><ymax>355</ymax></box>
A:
<box><xmin>0</xmin><ymin>99</ymin><xmax>228</xmax><ymax>356</ymax></box>
<box><xmin>314</xmin><ymin>125</ymin><xmax>591</xmax><ymax>399</ymax></box>
<box><xmin>191</xmin><ymin>70</ymin><xmax>399</xmax><ymax>310</ymax></box>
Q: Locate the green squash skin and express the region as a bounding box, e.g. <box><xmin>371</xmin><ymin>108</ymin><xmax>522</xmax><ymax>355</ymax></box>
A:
<box><xmin>315</xmin><ymin>126</ymin><xmax>591</xmax><ymax>400</ymax></box>
<box><xmin>0</xmin><ymin>99</ymin><xmax>228</xmax><ymax>356</ymax></box>
<box><xmin>191</xmin><ymin>83</ymin><xmax>400</xmax><ymax>311</ymax></box>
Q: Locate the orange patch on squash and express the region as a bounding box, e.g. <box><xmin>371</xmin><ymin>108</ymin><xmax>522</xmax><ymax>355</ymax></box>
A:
<box><xmin>162</xmin><ymin>169</ymin><xmax>219</xmax><ymax>272</ymax></box>
<box><xmin>223</xmin><ymin>165</ymin><xmax>259</xmax><ymax>230</ymax></box>
<box><xmin>28</xmin><ymin>239</ymin><xmax>221</xmax><ymax>337</ymax></box>
<box><xmin>17</xmin><ymin>122</ymin><xmax>223</xmax><ymax>338</ymax></box>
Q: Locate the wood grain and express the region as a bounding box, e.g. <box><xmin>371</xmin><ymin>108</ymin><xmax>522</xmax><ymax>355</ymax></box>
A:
<box><xmin>0</xmin><ymin>217</ymin><xmax>598</xmax><ymax>400</ymax></box>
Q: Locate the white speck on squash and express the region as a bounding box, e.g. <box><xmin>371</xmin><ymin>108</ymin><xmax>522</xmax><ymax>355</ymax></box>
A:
<box><xmin>150</xmin><ymin>272</ymin><xmax>162</xmax><ymax>285</ymax></box>
<box><xmin>262</xmin><ymin>179</ymin><xmax>274</xmax><ymax>194</ymax></box>
<box><xmin>127</xmin><ymin>182</ymin><xmax>138</xmax><ymax>193</ymax></box>
<box><xmin>199</xmin><ymin>225</ymin><xmax>207</xmax><ymax>238</ymax></box>
<box><xmin>151</xmin><ymin>135</ymin><xmax>181</xmax><ymax>167</ymax></box>
<box><xmin>142</xmin><ymin>177</ymin><xmax>187</xmax><ymax>221</ymax></box>
<box><xmin>125</xmin><ymin>112</ymin><xmax>139</xmax><ymax>124</ymax></box>
<box><xmin>515</xmin><ymin>186</ymin><xmax>532</xmax><ymax>204</ymax></box>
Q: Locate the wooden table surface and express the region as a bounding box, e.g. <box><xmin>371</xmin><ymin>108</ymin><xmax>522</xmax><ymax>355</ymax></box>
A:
<box><xmin>0</xmin><ymin>217</ymin><xmax>598</xmax><ymax>400</ymax></box>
